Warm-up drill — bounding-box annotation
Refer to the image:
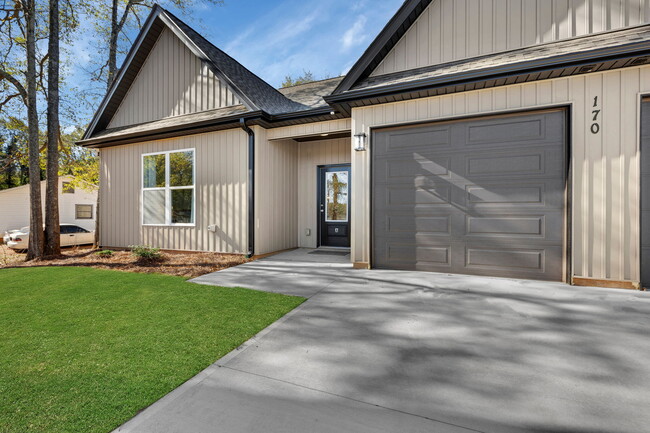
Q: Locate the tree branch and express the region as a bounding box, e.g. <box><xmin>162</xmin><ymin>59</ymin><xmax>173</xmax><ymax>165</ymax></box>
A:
<box><xmin>0</xmin><ymin>68</ymin><xmax>27</xmax><ymax>103</ymax></box>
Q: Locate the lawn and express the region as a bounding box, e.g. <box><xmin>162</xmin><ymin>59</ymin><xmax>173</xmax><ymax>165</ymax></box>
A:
<box><xmin>0</xmin><ymin>267</ymin><xmax>304</xmax><ymax>433</ymax></box>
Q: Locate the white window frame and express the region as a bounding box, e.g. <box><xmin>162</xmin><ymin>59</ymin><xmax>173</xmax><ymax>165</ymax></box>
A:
<box><xmin>141</xmin><ymin>148</ymin><xmax>196</xmax><ymax>227</ymax></box>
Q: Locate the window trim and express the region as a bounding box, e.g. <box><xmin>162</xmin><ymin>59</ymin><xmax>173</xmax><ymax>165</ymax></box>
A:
<box><xmin>75</xmin><ymin>204</ymin><xmax>94</xmax><ymax>220</ymax></box>
<box><xmin>141</xmin><ymin>148</ymin><xmax>196</xmax><ymax>227</ymax></box>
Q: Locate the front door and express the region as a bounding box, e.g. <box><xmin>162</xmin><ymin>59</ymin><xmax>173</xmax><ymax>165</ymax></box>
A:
<box><xmin>318</xmin><ymin>165</ymin><xmax>351</xmax><ymax>248</ymax></box>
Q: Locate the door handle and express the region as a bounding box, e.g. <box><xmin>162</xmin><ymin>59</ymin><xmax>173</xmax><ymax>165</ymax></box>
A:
<box><xmin>320</xmin><ymin>204</ymin><xmax>324</xmax><ymax>213</ymax></box>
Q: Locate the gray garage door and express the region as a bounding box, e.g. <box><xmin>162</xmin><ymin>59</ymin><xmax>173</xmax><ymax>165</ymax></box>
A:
<box><xmin>641</xmin><ymin>101</ymin><xmax>650</xmax><ymax>289</ymax></box>
<box><xmin>373</xmin><ymin>109</ymin><xmax>566</xmax><ymax>281</ymax></box>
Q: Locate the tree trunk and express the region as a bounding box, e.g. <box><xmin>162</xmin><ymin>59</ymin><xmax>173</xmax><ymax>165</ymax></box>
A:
<box><xmin>44</xmin><ymin>0</ymin><xmax>61</xmax><ymax>256</ymax></box>
<box><xmin>24</xmin><ymin>0</ymin><xmax>43</xmax><ymax>260</ymax></box>
<box><xmin>107</xmin><ymin>0</ymin><xmax>119</xmax><ymax>89</ymax></box>
<box><xmin>6</xmin><ymin>137</ymin><xmax>17</xmax><ymax>189</ymax></box>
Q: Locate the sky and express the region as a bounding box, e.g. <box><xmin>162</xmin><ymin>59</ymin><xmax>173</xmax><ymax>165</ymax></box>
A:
<box><xmin>62</xmin><ymin>0</ymin><xmax>404</xmax><ymax>129</ymax></box>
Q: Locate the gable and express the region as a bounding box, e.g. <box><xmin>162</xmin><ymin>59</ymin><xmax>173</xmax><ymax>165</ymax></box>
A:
<box><xmin>371</xmin><ymin>0</ymin><xmax>650</xmax><ymax>77</ymax></box>
<box><xmin>108</xmin><ymin>27</ymin><xmax>242</xmax><ymax>129</ymax></box>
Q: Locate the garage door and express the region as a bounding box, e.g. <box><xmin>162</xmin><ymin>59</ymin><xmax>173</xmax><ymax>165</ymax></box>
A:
<box><xmin>373</xmin><ymin>109</ymin><xmax>566</xmax><ymax>281</ymax></box>
<box><xmin>641</xmin><ymin>101</ymin><xmax>650</xmax><ymax>289</ymax></box>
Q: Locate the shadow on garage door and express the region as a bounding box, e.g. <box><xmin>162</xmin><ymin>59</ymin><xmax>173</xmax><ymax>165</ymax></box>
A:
<box><xmin>372</xmin><ymin>108</ymin><xmax>567</xmax><ymax>282</ymax></box>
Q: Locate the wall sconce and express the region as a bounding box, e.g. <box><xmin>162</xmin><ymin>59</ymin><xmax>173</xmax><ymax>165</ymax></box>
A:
<box><xmin>354</xmin><ymin>132</ymin><xmax>367</xmax><ymax>151</ymax></box>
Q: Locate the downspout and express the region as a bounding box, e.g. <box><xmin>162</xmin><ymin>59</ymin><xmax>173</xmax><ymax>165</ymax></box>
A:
<box><xmin>240</xmin><ymin>118</ymin><xmax>255</xmax><ymax>258</ymax></box>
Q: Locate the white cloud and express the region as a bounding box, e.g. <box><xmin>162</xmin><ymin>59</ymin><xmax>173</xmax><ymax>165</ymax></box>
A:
<box><xmin>341</xmin><ymin>15</ymin><xmax>367</xmax><ymax>52</ymax></box>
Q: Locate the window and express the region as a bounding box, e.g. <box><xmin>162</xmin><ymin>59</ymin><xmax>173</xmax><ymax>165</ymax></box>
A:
<box><xmin>62</xmin><ymin>182</ymin><xmax>75</xmax><ymax>194</ymax></box>
<box><xmin>75</xmin><ymin>204</ymin><xmax>93</xmax><ymax>220</ymax></box>
<box><xmin>325</xmin><ymin>171</ymin><xmax>349</xmax><ymax>222</ymax></box>
<box><xmin>142</xmin><ymin>149</ymin><xmax>195</xmax><ymax>226</ymax></box>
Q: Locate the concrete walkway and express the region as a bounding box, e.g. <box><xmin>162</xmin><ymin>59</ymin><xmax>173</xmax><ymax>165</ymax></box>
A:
<box><xmin>116</xmin><ymin>249</ymin><xmax>650</xmax><ymax>433</ymax></box>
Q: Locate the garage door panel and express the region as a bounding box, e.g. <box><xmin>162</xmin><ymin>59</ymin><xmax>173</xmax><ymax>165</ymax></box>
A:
<box><xmin>385</xmin><ymin>243</ymin><xmax>451</xmax><ymax>266</ymax></box>
<box><xmin>377</xmin><ymin>157</ymin><xmax>452</xmax><ymax>180</ymax></box>
<box><xmin>373</xmin><ymin>109</ymin><xmax>566</xmax><ymax>281</ymax></box>
<box><xmin>642</xmin><ymin>101</ymin><xmax>650</xmax><ymax>288</ymax></box>
<box><xmin>376</xmin><ymin>126</ymin><xmax>452</xmax><ymax>155</ymax></box>
<box><xmin>385</xmin><ymin>215</ymin><xmax>451</xmax><ymax>235</ymax></box>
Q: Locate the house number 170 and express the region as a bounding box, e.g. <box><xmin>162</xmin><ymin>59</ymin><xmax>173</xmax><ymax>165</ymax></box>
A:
<box><xmin>591</xmin><ymin>96</ymin><xmax>601</xmax><ymax>134</ymax></box>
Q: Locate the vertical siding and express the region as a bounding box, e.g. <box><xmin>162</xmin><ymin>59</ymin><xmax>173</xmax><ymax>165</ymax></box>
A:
<box><xmin>99</xmin><ymin>129</ymin><xmax>248</xmax><ymax>253</ymax></box>
<box><xmin>254</xmin><ymin>128</ymin><xmax>299</xmax><ymax>255</ymax></box>
<box><xmin>352</xmin><ymin>65</ymin><xmax>650</xmax><ymax>283</ymax></box>
<box><xmin>373</xmin><ymin>0</ymin><xmax>650</xmax><ymax>76</ymax></box>
<box><xmin>267</xmin><ymin>119</ymin><xmax>352</xmax><ymax>140</ymax></box>
<box><xmin>297</xmin><ymin>138</ymin><xmax>352</xmax><ymax>248</ymax></box>
<box><xmin>108</xmin><ymin>28</ymin><xmax>241</xmax><ymax>128</ymax></box>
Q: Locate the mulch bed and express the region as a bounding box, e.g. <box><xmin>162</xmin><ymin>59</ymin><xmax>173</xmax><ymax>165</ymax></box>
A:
<box><xmin>0</xmin><ymin>245</ymin><xmax>251</xmax><ymax>279</ymax></box>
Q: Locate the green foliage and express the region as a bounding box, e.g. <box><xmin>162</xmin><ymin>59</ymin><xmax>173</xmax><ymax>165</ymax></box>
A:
<box><xmin>95</xmin><ymin>249</ymin><xmax>114</xmax><ymax>257</ymax></box>
<box><xmin>129</xmin><ymin>245</ymin><xmax>163</xmax><ymax>262</ymax></box>
<box><xmin>0</xmin><ymin>267</ymin><xmax>304</xmax><ymax>432</ymax></box>
<box><xmin>281</xmin><ymin>70</ymin><xmax>327</xmax><ymax>88</ymax></box>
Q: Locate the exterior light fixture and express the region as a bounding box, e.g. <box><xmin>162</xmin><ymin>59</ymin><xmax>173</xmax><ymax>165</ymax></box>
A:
<box><xmin>354</xmin><ymin>132</ymin><xmax>367</xmax><ymax>151</ymax></box>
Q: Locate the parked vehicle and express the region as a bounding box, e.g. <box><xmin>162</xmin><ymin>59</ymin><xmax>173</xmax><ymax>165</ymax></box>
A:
<box><xmin>3</xmin><ymin>227</ymin><xmax>28</xmax><ymax>245</ymax></box>
<box><xmin>4</xmin><ymin>224</ymin><xmax>95</xmax><ymax>250</ymax></box>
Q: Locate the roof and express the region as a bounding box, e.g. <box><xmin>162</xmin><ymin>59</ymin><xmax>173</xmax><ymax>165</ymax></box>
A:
<box><xmin>163</xmin><ymin>10</ymin><xmax>307</xmax><ymax>115</ymax></box>
<box><xmin>326</xmin><ymin>23</ymin><xmax>650</xmax><ymax>108</ymax></box>
<box><xmin>352</xmin><ymin>24</ymin><xmax>650</xmax><ymax>92</ymax></box>
<box><xmin>332</xmin><ymin>0</ymin><xmax>433</xmax><ymax>95</ymax></box>
<box><xmin>84</xmin><ymin>105</ymin><xmax>250</xmax><ymax>145</ymax></box>
<box><xmin>82</xmin><ymin>5</ymin><xmax>310</xmax><ymax>142</ymax></box>
<box><xmin>279</xmin><ymin>77</ymin><xmax>344</xmax><ymax>109</ymax></box>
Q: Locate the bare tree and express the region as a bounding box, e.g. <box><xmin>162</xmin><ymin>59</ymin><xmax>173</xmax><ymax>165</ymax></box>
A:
<box><xmin>44</xmin><ymin>0</ymin><xmax>61</xmax><ymax>256</ymax></box>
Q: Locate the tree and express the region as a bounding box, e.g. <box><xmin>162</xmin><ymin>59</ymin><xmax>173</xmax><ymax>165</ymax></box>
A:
<box><xmin>44</xmin><ymin>0</ymin><xmax>61</xmax><ymax>256</ymax></box>
<box><xmin>24</xmin><ymin>0</ymin><xmax>44</xmax><ymax>259</ymax></box>
<box><xmin>281</xmin><ymin>70</ymin><xmax>317</xmax><ymax>88</ymax></box>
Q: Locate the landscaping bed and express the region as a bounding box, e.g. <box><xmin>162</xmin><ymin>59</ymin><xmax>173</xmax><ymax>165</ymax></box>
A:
<box><xmin>0</xmin><ymin>245</ymin><xmax>250</xmax><ymax>278</ymax></box>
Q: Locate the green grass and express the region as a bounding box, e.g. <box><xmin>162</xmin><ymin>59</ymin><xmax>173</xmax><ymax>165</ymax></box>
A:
<box><xmin>0</xmin><ymin>267</ymin><xmax>304</xmax><ymax>433</ymax></box>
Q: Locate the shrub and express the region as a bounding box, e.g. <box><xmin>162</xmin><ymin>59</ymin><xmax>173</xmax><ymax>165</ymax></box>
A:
<box><xmin>129</xmin><ymin>245</ymin><xmax>163</xmax><ymax>262</ymax></box>
<box><xmin>95</xmin><ymin>250</ymin><xmax>114</xmax><ymax>258</ymax></box>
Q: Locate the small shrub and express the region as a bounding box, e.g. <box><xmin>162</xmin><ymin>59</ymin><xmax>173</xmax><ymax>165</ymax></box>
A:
<box><xmin>95</xmin><ymin>250</ymin><xmax>114</xmax><ymax>258</ymax></box>
<box><xmin>129</xmin><ymin>245</ymin><xmax>163</xmax><ymax>262</ymax></box>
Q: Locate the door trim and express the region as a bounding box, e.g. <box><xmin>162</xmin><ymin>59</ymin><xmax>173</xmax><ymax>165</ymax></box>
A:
<box><xmin>368</xmin><ymin>105</ymin><xmax>572</xmax><ymax>282</ymax></box>
<box><xmin>317</xmin><ymin>164</ymin><xmax>352</xmax><ymax>248</ymax></box>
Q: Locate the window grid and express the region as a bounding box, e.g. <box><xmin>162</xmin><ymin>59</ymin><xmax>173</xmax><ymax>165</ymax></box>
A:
<box><xmin>141</xmin><ymin>149</ymin><xmax>195</xmax><ymax>227</ymax></box>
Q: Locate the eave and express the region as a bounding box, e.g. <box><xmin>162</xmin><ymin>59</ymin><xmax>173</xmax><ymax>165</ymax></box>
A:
<box><xmin>326</xmin><ymin>42</ymin><xmax>650</xmax><ymax>110</ymax></box>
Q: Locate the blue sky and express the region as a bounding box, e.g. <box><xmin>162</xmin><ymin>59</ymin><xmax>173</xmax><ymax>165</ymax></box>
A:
<box><xmin>64</xmin><ymin>0</ymin><xmax>404</xmax><ymax>125</ymax></box>
<box><xmin>166</xmin><ymin>0</ymin><xmax>403</xmax><ymax>87</ymax></box>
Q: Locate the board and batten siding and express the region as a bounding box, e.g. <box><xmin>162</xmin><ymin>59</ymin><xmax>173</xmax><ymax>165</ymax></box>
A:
<box><xmin>99</xmin><ymin>129</ymin><xmax>248</xmax><ymax>253</ymax></box>
<box><xmin>108</xmin><ymin>27</ymin><xmax>241</xmax><ymax>129</ymax></box>
<box><xmin>373</xmin><ymin>0</ymin><xmax>650</xmax><ymax>76</ymax></box>
<box><xmin>297</xmin><ymin>137</ymin><xmax>352</xmax><ymax>249</ymax></box>
<box><xmin>254</xmin><ymin>127</ymin><xmax>299</xmax><ymax>255</ymax></box>
<box><xmin>352</xmin><ymin>65</ymin><xmax>650</xmax><ymax>284</ymax></box>
<box><xmin>267</xmin><ymin>119</ymin><xmax>352</xmax><ymax>140</ymax></box>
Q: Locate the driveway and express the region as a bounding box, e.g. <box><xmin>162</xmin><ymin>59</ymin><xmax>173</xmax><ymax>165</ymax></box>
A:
<box><xmin>116</xmin><ymin>249</ymin><xmax>650</xmax><ymax>433</ymax></box>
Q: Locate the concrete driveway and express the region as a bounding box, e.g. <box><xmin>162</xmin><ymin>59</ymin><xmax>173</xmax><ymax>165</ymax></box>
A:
<box><xmin>116</xmin><ymin>249</ymin><xmax>650</xmax><ymax>433</ymax></box>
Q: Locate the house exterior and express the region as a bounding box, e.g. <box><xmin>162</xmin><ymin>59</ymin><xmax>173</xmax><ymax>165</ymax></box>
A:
<box><xmin>79</xmin><ymin>0</ymin><xmax>650</xmax><ymax>290</ymax></box>
<box><xmin>0</xmin><ymin>176</ymin><xmax>97</xmax><ymax>235</ymax></box>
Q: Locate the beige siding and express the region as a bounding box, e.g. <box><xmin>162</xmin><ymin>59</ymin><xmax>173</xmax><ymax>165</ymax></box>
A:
<box><xmin>267</xmin><ymin>119</ymin><xmax>352</xmax><ymax>140</ymax></box>
<box><xmin>254</xmin><ymin>127</ymin><xmax>299</xmax><ymax>255</ymax></box>
<box><xmin>352</xmin><ymin>65</ymin><xmax>650</xmax><ymax>284</ymax></box>
<box><xmin>99</xmin><ymin>129</ymin><xmax>248</xmax><ymax>253</ymax></box>
<box><xmin>373</xmin><ymin>0</ymin><xmax>650</xmax><ymax>76</ymax></box>
<box><xmin>108</xmin><ymin>28</ymin><xmax>241</xmax><ymax>128</ymax></box>
<box><xmin>297</xmin><ymin>138</ymin><xmax>352</xmax><ymax>248</ymax></box>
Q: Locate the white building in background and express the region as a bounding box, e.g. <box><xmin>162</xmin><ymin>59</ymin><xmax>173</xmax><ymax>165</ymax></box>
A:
<box><xmin>0</xmin><ymin>176</ymin><xmax>97</xmax><ymax>235</ymax></box>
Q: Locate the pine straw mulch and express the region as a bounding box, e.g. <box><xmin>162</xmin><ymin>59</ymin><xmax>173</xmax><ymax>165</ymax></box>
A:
<box><xmin>0</xmin><ymin>245</ymin><xmax>251</xmax><ymax>279</ymax></box>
